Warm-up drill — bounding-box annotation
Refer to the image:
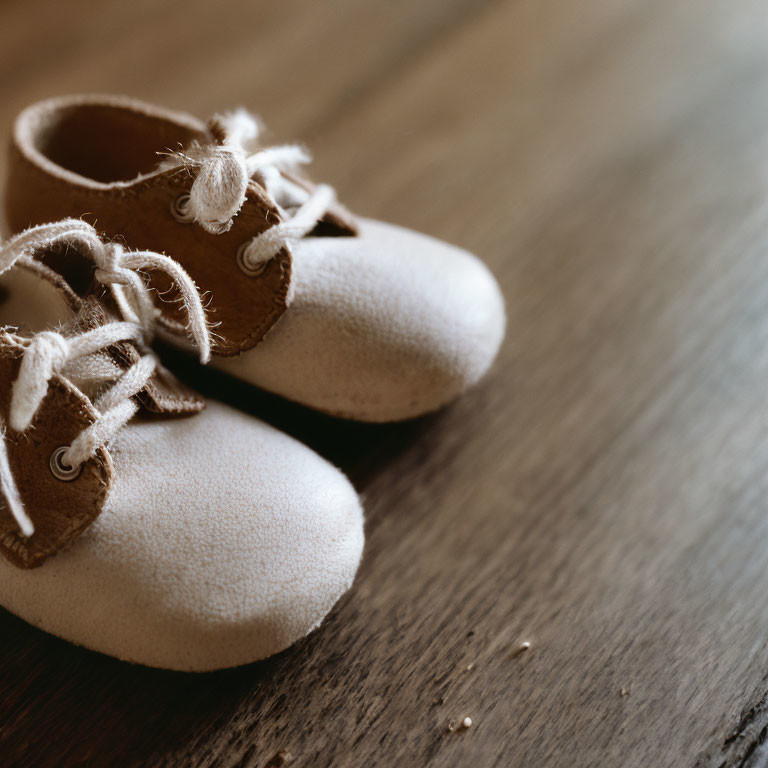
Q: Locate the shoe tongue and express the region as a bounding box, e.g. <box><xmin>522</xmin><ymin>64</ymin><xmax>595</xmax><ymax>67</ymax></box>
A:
<box><xmin>69</xmin><ymin>293</ymin><xmax>205</xmax><ymax>415</ymax></box>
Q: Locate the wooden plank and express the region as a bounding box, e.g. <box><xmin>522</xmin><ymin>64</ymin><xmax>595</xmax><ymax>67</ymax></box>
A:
<box><xmin>0</xmin><ymin>0</ymin><xmax>488</xmax><ymax>141</ymax></box>
<box><xmin>2</xmin><ymin>0</ymin><xmax>768</xmax><ymax>766</ymax></box>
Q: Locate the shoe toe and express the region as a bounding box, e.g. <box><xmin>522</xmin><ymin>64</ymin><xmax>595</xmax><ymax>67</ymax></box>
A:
<box><xmin>216</xmin><ymin>218</ymin><xmax>506</xmax><ymax>421</ymax></box>
<box><xmin>0</xmin><ymin>402</ymin><xmax>364</xmax><ymax>670</ymax></box>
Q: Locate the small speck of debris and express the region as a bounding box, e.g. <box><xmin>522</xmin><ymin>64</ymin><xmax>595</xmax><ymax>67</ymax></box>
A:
<box><xmin>265</xmin><ymin>750</ymin><xmax>293</xmax><ymax>768</ymax></box>
<box><xmin>510</xmin><ymin>641</ymin><xmax>531</xmax><ymax>658</ymax></box>
<box><xmin>448</xmin><ymin>717</ymin><xmax>474</xmax><ymax>733</ymax></box>
<box><xmin>620</xmin><ymin>687</ymin><xmax>631</xmax><ymax>697</ymax></box>
<box><xmin>466</xmin><ymin>663</ymin><xmax>475</xmax><ymax>672</ymax></box>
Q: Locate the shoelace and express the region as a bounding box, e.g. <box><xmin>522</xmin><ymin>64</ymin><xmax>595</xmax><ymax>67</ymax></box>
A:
<box><xmin>2</xmin><ymin>219</ymin><xmax>211</xmax><ymax>364</ymax></box>
<box><xmin>168</xmin><ymin>109</ymin><xmax>336</xmax><ymax>272</ymax></box>
<box><xmin>0</xmin><ymin>220</ymin><xmax>212</xmax><ymax>537</ymax></box>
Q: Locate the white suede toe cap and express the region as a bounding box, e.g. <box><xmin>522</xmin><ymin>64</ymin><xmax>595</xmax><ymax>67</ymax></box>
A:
<box><xmin>0</xmin><ymin>402</ymin><xmax>364</xmax><ymax>671</ymax></box>
<box><xmin>214</xmin><ymin>219</ymin><xmax>506</xmax><ymax>421</ymax></box>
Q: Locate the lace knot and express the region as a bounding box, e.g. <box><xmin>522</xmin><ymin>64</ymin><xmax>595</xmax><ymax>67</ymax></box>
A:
<box><xmin>165</xmin><ymin>109</ymin><xmax>335</xmax><ymax>258</ymax></box>
<box><xmin>10</xmin><ymin>331</ymin><xmax>71</xmax><ymax>432</ymax></box>
<box><xmin>94</xmin><ymin>241</ymin><xmax>131</xmax><ymax>285</ymax></box>
<box><xmin>187</xmin><ymin>144</ymin><xmax>249</xmax><ymax>235</ymax></box>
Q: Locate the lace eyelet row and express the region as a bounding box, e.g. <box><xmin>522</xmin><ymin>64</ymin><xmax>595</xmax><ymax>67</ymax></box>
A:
<box><xmin>171</xmin><ymin>193</ymin><xmax>268</xmax><ymax>277</ymax></box>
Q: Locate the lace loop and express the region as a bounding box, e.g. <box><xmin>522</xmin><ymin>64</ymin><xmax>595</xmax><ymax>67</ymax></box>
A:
<box><xmin>9</xmin><ymin>331</ymin><xmax>70</xmax><ymax>432</ymax></box>
<box><xmin>0</xmin><ymin>219</ymin><xmax>211</xmax><ymax>363</ymax></box>
<box><xmin>0</xmin><ymin>416</ymin><xmax>33</xmax><ymax>536</ymax></box>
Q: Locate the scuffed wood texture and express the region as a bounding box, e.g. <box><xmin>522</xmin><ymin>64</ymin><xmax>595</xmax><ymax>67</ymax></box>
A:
<box><xmin>2</xmin><ymin>0</ymin><xmax>768</xmax><ymax>765</ymax></box>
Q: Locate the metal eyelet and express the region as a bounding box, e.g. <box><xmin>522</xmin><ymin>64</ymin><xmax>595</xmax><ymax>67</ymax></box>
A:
<box><xmin>236</xmin><ymin>242</ymin><xmax>268</xmax><ymax>277</ymax></box>
<box><xmin>170</xmin><ymin>192</ymin><xmax>195</xmax><ymax>223</ymax></box>
<box><xmin>49</xmin><ymin>446</ymin><xmax>81</xmax><ymax>482</ymax></box>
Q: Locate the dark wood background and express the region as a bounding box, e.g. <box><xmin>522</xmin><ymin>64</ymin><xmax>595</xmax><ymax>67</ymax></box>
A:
<box><xmin>2</xmin><ymin>0</ymin><xmax>768</xmax><ymax>765</ymax></box>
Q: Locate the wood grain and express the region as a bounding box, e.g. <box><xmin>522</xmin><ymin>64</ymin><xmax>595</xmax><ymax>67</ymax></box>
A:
<box><xmin>2</xmin><ymin>0</ymin><xmax>768</xmax><ymax>765</ymax></box>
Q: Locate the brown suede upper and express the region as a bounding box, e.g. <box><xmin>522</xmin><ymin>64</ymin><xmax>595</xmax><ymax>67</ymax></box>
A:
<box><xmin>0</xmin><ymin>255</ymin><xmax>204</xmax><ymax>568</ymax></box>
<box><xmin>0</xmin><ymin>338</ymin><xmax>114</xmax><ymax>568</ymax></box>
<box><xmin>4</xmin><ymin>95</ymin><xmax>356</xmax><ymax>356</ymax></box>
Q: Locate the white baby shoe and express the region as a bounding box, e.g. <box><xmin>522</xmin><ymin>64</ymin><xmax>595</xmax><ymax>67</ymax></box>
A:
<box><xmin>7</xmin><ymin>95</ymin><xmax>506</xmax><ymax>421</ymax></box>
<box><xmin>0</xmin><ymin>220</ymin><xmax>364</xmax><ymax>671</ymax></box>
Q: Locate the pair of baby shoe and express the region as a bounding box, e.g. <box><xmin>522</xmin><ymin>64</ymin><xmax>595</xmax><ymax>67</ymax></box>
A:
<box><xmin>0</xmin><ymin>95</ymin><xmax>505</xmax><ymax>671</ymax></box>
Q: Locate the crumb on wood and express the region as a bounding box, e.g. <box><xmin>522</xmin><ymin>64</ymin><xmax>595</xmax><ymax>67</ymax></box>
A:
<box><xmin>265</xmin><ymin>750</ymin><xmax>293</xmax><ymax>767</ymax></box>
<box><xmin>510</xmin><ymin>641</ymin><xmax>531</xmax><ymax>658</ymax></box>
<box><xmin>620</xmin><ymin>687</ymin><xmax>630</xmax><ymax>697</ymax></box>
<box><xmin>447</xmin><ymin>717</ymin><xmax>474</xmax><ymax>733</ymax></box>
<box><xmin>466</xmin><ymin>662</ymin><xmax>475</xmax><ymax>672</ymax></box>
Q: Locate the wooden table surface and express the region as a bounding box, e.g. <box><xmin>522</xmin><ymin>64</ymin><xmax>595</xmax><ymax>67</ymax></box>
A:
<box><xmin>2</xmin><ymin>0</ymin><xmax>768</xmax><ymax>765</ymax></box>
